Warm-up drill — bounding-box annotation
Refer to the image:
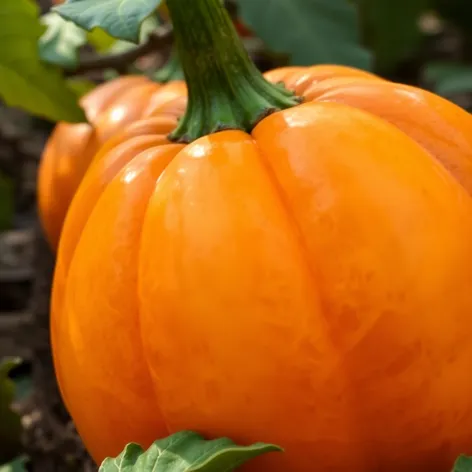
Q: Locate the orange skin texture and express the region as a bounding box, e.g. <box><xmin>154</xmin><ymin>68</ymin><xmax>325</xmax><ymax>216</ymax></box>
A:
<box><xmin>50</xmin><ymin>117</ymin><xmax>179</xmax><ymax>410</ymax></box>
<box><xmin>299</xmin><ymin>77</ymin><xmax>472</xmax><ymax>194</ymax></box>
<box><xmin>52</xmin><ymin>66</ymin><xmax>472</xmax><ymax>470</ymax></box>
<box><xmin>37</xmin><ymin>76</ymin><xmax>187</xmax><ymax>250</ymax></box>
<box><xmin>263</xmin><ymin>64</ymin><xmax>382</xmax><ymax>95</ymax></box>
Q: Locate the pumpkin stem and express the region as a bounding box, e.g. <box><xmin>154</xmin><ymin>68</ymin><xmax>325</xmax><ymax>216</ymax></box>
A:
<box><xmin>166</xmin><ymin>0</ymin><xmax>302</xmax><ymax>143</ymax></box>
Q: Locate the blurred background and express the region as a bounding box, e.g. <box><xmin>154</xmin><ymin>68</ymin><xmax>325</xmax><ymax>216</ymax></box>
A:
<box><xmin>1</xmin><ymin>0</ymin><xmax>472</xmax><ymax>470</ymax></box>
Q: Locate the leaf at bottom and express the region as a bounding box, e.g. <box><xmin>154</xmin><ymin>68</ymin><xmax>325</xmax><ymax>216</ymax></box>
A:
<box><xmin>99</xmin><ymin>431</ymin><xmax>282</xmax><ymax>472</ymax></box>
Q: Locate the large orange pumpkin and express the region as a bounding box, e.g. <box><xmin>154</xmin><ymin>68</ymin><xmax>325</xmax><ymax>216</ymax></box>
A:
<box><xmin>51</xmin><ymin>0</ymin><xmax>472</xmax><ymax>470</ymax></box>
<box><xmin>37</xmin><ymin>75</ymin><xmax>187</xmax><ymax>250</ymax></box>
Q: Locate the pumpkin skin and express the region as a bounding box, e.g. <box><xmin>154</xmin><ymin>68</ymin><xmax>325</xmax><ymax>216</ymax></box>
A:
<box><xmin>52</xmin><ymin>65</ymin><xmax>472</xmax><ymax>471</ymax></box>
<box><xmin>50</xmin><ymin>116</ymin><xmax>180</xmax><ymax>413</ymax></box>
<box><xmin>37</xmin><ymin>76</ymin><xmax>187</xmax><ymax>250</ymax></box>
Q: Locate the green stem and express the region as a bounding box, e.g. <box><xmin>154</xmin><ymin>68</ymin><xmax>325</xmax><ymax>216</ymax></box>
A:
<box><xmin>154</xmin><ymin>46</ymin><xmax>185</xmax><ymax>83</ymax></box>
<box><xmin>166</xmin><ymin>0</ymin><xmax>302</xmax><ymax>143</ymax></box>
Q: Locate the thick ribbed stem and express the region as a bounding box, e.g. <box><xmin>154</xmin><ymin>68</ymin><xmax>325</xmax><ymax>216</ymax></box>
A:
<box><xmin>166</xmin><ymin>0</ymin><xmax>302</xmax><ymax>143</ymax></box>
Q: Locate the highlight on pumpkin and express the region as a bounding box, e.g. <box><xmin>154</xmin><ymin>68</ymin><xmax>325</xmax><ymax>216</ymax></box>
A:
<box><xmin>2</xmin><ymin>0</ymin><xmax>472</xmax><ymax>471</ymax></box>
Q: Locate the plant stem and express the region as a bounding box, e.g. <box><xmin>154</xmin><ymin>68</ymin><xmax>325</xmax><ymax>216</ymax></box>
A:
<box><xmin>166</xmin><ymin>0</ymin><xmax>302</xmax><ymax>143</ymax></box>
<box><xmin>66</xmin><ymin>27</ymin><xmax>173</xmax><ymax>77</ymax></box>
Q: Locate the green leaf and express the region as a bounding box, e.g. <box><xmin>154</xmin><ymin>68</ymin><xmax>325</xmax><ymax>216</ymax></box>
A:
<box><xmin>424</xmin><ymin>61</ymin><xmax>472</xmax><ymax>96</ymax></box>
<box><xmin>66</xmin><ymin>78</ymin><xmax>97</xmax><ymax>98</ymax></box>
<box><xmin>87</xmin><ymin>28</ymin><xmax>117</xmax><ymax>53</ymax></box>
<box><xmin>0</xmin><ymin>0</ymin><xmax>86</xmax><ymax>123</ymax></box>
<box><xmin>0</xmin><ymin>173</ymin><xmax>14</xmax><ymax>231</ymax></box>
<box><xmin>99</xmin><ymin>14</ymin><xmax>161</xmax><ymax>79</ymax></box>
<box><xmin>0</xmin><ymin>457</ymin><xmax>28</xmax><ymax>472</ymax></box>
<box><xmin>53</xmin><ymin>0</ymin><xmax>163</xmax><ymax>43</ymax></box>
<box><xmin>39</xmin><ymin>12</ymin><xmax>87</xmax><ymax>68</ymax></box>
<box><xmin>0</xmin><ymin>358</ymin><xmax>23</xmax><ymax>465</ymax></box>
<box><xmin>12</xmin><ymin>374</ymin><xmax>32</xmax><ymax>403</ymax></box>
<box><xmin>452</xmin><ymin>455</ymin><xmax>472</xmax><ymax>472</ymax></box>
<box><xmin>238</xmin><ymin>0</ymin><xmax>372</xmax><ymax>69</ymax></box>
<box><xmin>358</xmin><ymin>0</ymin><xmax>428</xmax><ymax>73</ymax></box>
<box><xmin>99</xmin><ymin>431</ymin><xmax>282</xmax><ymax>472</ymax></box>
<box><xmin>106</xmin><ymin>15</ymin><xmax>161</xmax><ymax>55</ymax></box>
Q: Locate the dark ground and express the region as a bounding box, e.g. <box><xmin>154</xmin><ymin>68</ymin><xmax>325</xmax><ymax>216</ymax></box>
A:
<box><xmin>1</xmin><ymin>3</ymin><xmax>471</xmax><ymax>471</ymax></box>
<box><xmin>0</xmin><ymin>110</ymin><xmax>96</xmax><ymax>471</ymax></box>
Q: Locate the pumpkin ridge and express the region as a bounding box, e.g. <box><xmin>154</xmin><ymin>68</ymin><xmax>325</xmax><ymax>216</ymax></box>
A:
<box><xmin>57</xmin><ymin>145</ymin><xmax>183</xmax><ymax>461</ymax></box>
<box><xmin>312</xmin><ymin>81</ymin><xmax>472</xmax><ymax>195</ymax></box>
<box><xmin>135</xmin><ymin>147</ymin><xmax>184</xmax><ymax>439</ymax></box>
<box><xmin>252</xmin><ymin>132</ymin><xmax>374</xmax><ymax>465</ymax></box>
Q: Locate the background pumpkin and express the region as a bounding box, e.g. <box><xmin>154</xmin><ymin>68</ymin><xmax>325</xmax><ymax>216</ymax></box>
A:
<box><xmin>37</xmin><ymin>75</ymin><xmax>187</xmax><ymax>250</ymax></box>
<box><xmin>51</xmin><ymin>0</ymin><xmax>472</xmax><ymax>470</ymax></box>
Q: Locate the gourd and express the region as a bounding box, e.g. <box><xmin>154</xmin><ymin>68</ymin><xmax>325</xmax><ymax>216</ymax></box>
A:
<box><xmin>51</xmin><ymin>0</ymin><xmax>472</xmax><ymax>470</ymax></box>
<box><xmin>37</xmin><ymin>76</ymin><xmax>186</xmax><ymax>250</ymax></box>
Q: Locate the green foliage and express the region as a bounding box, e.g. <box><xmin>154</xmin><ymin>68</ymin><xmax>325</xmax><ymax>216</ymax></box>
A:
<box><xmin>93</xmin><ymin>15</ymin><xmax>161</xmax><ymax>80</ymax></box>
<box><xmin>0</xmin><ymin>0</ymin><xmax>86</xmax><ymax>123</ymax></box>
<box><xmin>0</xmin><ymin>173</ymin><xmax>14</xmax><ymax>231</ymax></box>
<box><xmin>39</xmin><ymin>12</ymin><xmax>87</xmax><ymax>68</ymax></box>
<box><xmin>87</xmin><ymin>28</ymin><xmax>118</xmax><ymax>53</ymax></box>
<box><xmin>424</xmin><ymin>61</ymin><xmax>472</xmax><ymax>96</ymax></box>
<box><xmin>237</xmin><ymin>0</ymin><xmax>372</xmax><ymax>69</ymax></box>
<box><xmin>359</xmin><ymin>0</ymin><xmax>428</xmax><ymax>73</ymax></box>
<box><xmin>66</xmin><ymin>78</ymin><xmax>97</xmax><ymax>98</ymax></box>
<box><xmin>105</xmin><ymin>15</ymin><xmax>161</xmax><ymax>55</ymax></box>
<box><xmin>99</xmin><ymin>431</ymin><xmax>282</xmax><ymax>472</ymax></box>
<box><xmin>0</xmin><ymin>358</ymin><xmax>22</xmax><ymax>465</ymax></box>
<box><xmin>452</xmin><ymin>455</ymin><xmax>472</xmax><ymax>472</ymax></box>
<box><xmin>53</xmin><ymin>0</ymin><xmax>163</xmax><ymax>43</ymax></box>
<box><xmin>0</xmin><ymin>457</ymin><xmax>27</xmax><ymax>472</ymax></box>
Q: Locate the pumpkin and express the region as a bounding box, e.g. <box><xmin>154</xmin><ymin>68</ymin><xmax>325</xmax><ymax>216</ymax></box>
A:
<box><xmin>51</xmin><ymin>0</ymin><xmax>472</xmax><ymax>470</ymax></box>
<box><xmin>37</xmin><ymin>75</ymin><xmax>187</xmax><ymax>250</ymax></box>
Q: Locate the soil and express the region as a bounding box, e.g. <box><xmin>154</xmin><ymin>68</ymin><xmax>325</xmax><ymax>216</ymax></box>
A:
<box><xmin>0</xmin><ymin>109</ymin><xmax>96</xmax><ymax>470</ymax></box>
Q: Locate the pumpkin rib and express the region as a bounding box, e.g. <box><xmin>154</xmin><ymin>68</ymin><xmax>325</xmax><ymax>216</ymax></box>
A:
<box><xmin>252</xmin><ymin>128</ymin><xmax>374</xmax><ymax>467</ymax></box>
<box><xmin>49</xmin><ymin>136</ymin><xmax>180</xmax><ymax>400</ymax></box>
<box><xmin>92</xmin><ymin>82</ymin><xmax>163</xmax><ymax>143</ymax></box>
<box><xmin>57</xmin><ymin>145</ymin><xmax>182</xmax><ymax>461</ymax></box>
<box><xmin>93</xmin><ymin>116</ymin><xmax>179</xmax><ymax>165</ymax></box>
<box><xmin>310</xmin><ymin>81</ymin><xmax>472</xmax><ymax>194</ymax></box>
<box><xmin>303</xmin><ymin>76</ymin><xmax>384</xmax><ymax>101</ymax></box>
<box><xmin>265</xmin><ymin>67</ymin><xmax>472</xmax><ymax>197</ymax></box>
<box><xmin>52</xmin><ymin>134</ymin><xmax>175</xmax><ymax>308</ymax></box>
<box><xmin>143</xmin><ymin>80</ymin><xmax>188</xmax><ymax>117</ymax></box>
<box><xmin>265</xmin><ymin>65</ymin><xmax>381</xmax><ymax>97</ymax></box>
<box><xmin>80</xmin><ymin>76</ymin><xmax>150</xmax><ymax>123</ymax></box>
<box><xmin>263</xmin><ymin>67</ymin><xmax>306</xmax><ymax>84</ymax></box>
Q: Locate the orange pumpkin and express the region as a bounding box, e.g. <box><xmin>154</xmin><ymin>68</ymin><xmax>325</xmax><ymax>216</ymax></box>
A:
<box><xmin>51</xmin><ymin>0</ymin><xmax>472</xmax><ymax>470</ymax></box>
<box><xmin>37</xmin><ymin>76</ymin><xmax>187</xmax><ymax>250</ymax></box>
